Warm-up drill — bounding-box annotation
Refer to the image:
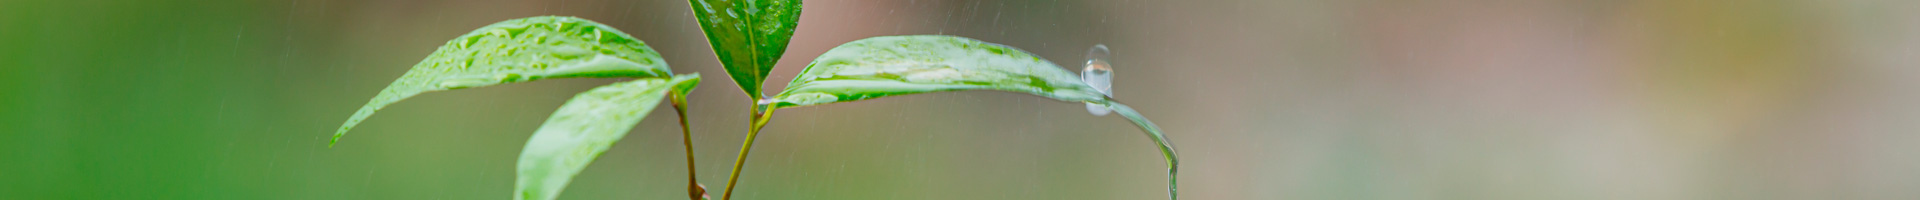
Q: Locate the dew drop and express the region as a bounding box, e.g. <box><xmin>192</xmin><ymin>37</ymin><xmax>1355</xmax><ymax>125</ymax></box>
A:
<box><xmin>1083</xmin><ymin>44</ymin><xmax>1114</xmax><ymax>116</ymax></box>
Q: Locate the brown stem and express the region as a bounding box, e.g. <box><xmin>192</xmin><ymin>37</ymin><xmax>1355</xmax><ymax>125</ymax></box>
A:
<box><xmin>671</xmin><ymin>94</ymin><xmax>709</xmax><ymax>200</ymax></box>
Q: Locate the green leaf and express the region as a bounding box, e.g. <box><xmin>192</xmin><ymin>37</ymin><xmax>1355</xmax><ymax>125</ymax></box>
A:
<box><xmin>332</xmin><ymin>16</ymin><xmax>671</xmax><ymax>145</ymax></box>
<box><xmin>516</xmin><ymin>74</ymin><xmax>701</xmax><ymax>200</ymax></box>
<box><xmin>767</xmin><ymin>35</ymin><xmax>1178</xmax><ymax>200</ymax></box>
<box><xmin>1099</xmin><ymin>102</ymin><xmax>1180</xmax><ymax>200</ymax></box>
<box><xmin>767</xmin><ymin>35</ymin><xmax>1107</xmax><ymax>108</ymax></box>
<box><xmin>688</xmin><ymin>0</ymin><xmax>802</xmax><ymax>99</ymax></box>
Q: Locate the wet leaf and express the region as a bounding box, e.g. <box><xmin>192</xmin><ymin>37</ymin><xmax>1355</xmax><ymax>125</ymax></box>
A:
<box><xmin>688</xmin><ymin>0</ymin><xmax>802</xmax><ymax>99</ymax></box>
<box><xmin>767</xmin><ymin>35</ymin><xmax>1106</xmax><ymax>108</ymax></box>
<box><xmin>516</xmin><ymin>74</ymin><xmax>700</xmax><ymax>200</ymax></box>
<box><xmin>767</xmin><ymin>35</ymin><xmax>1179</xmax><ymax>200</ymax></box>
<box><xmin>332</xmin><ymin>16</ymin><xmax>671</xmax><ymax>145</ymax></box>
<box><xmin>1099</xmin><ymin>102</ymin><xmax>1181</xmax><ymax>200</ymax></box>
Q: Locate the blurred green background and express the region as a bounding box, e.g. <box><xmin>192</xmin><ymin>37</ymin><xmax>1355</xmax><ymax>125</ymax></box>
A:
<box><xmin>5</xmin><ymin>0</ymin><xmax>1918</xmax><ymax>199</ymax></box>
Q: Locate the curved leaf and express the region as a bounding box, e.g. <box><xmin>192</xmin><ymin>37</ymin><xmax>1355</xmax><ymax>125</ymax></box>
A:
<box><xmin>767</xmin><ymin>35</ymin><xmax>1178</xmax><ymax>200</ymax></box>
<box><xmin>516</xmin><ymin>74</ymin><xmax>701</xmax><ymax>200</ymax></box>
<box><xmin>768</xmin><ymin>35</ymin><xmax>1106</xmax><ymax>108</ymax></box>
<box><xmin>333</xmin><ymin>16</ymin><xmax>671</xmax><ymax>145</ymax></box>
<box><xmin>1099</xmin><ymin>101</ymin><xmax>1180</xmax><ymax>200</ymax></box>
<box><xmin>688</xmin><ymin>0</ymin><xmax>802</xmax><ymax>99</ymax></box>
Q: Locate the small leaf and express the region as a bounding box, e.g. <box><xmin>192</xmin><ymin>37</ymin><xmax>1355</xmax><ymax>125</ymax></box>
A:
<box><xmin>688</xmin><ymin>0</ymin><xmax>803</xmax><ymax>99</ymax></box>
<box><xmin>333</xmin><ymin>16</ymin><xmax>671</xmax><ymax>145</ymax></box>
<box><xmin>768</xmin><ymin>35</ymin><xmax>1106</xmax><ymax>108</ymax></box>
<box><xmin>767</xmin><ymin>35</ymin><xmax>1178</xmax><ymax>200</ymax></box>
<box><xmin>516</xmin><ymin>74</ymin><xmax>701</xmax><ymax>200</ymax></box>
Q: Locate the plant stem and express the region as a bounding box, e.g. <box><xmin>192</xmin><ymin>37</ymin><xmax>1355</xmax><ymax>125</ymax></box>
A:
<box><xmin>721</xmin><ymin>105</ymin><xmax>776</xmax><ymax>200</ymax></box>
<box><xmin>671</xmin><ymin>94</ymin><xmax>707</xmax><ymax>200</ymax></box>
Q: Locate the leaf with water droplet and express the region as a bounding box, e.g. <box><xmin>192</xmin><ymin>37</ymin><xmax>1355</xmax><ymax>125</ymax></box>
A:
<box><xmin>516</xmin><ymin>74</ymin><xmax>700</xmax><ymax>200</ymax></box>
<box><xmin>766</xmin><ymin>35</ymin><xmax>1179</xmax><ymax>200</ymax></box>
<box><xmin>767</xmin><ymin>35</ymin><xmax>1106</xmax><ymax>107</ymax></box>
<box><xmin>332</xmin><ymin>16</ymin><xmax>672</xmax><ymax>145</ymax></box>
<box><xmin>1083</xmin><ymin>44</ymin><xmax>1115</xmax><ymax>116</ymax></box>
<box><xmin>688</xmin><ymin>0</ymin><xmax>802</xmax><ymax>99</ymax></box>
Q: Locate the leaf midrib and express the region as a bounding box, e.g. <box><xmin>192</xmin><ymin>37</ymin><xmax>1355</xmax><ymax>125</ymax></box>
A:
<box><xmin>742</xmin><ymin>0</ymin><xmax>765</xmax><ymax>99</ymax></box>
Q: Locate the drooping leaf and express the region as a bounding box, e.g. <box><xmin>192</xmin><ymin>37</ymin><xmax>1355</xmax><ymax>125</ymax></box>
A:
<box><xmin>688</xmin><ymin>0</ymin><xmax>802</xmax><ymax>99</ymax></box>
<box><xmin>333</xmin><ymin>16</ymin><xmax>671</xmax><ymax>145</ymax></box>
<box><xmin>516</xmin><ymin>74</ymin><xmax>700</xmax><ymax>200</ymax></box>
<box><xmin>767</xmin><ymin>35</ymin><xmax>1107</xmax><ymax>108</ymax></box>
<box><xmin>1099</xmin><ymin>101</ymin><xmax>1180</xmax><ymax>200</ymax></box>
<box><xmin>766</xmin><ymin>35</ymin><xmax>1178</xmax><ymax>200</ymax></box>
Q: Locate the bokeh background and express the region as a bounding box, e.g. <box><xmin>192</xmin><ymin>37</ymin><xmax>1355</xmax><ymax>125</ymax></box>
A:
<box><xmin>5</xmin><ymin>0</ymin><xmax>1919</xmax><ymax>199</ymax></box>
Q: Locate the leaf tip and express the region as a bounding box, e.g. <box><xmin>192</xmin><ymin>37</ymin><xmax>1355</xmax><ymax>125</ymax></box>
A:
<box><xmin>328</xmin><ymin>129</ymin><xmax>346</xmax><ymax>147</ymax></box>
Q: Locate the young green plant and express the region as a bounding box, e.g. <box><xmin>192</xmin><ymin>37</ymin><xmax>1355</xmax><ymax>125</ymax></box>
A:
<box><xmin>331</xmin><ymin>2</ymin><xmax>1181</xmax><ymax>200</ymax></box>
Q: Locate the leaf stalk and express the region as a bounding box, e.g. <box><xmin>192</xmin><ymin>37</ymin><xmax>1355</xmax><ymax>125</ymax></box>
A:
<box><xmin>671</xmin><ymin>94</ymin><xmax>710</xmax><ymax>200</ymax></box>
<box><xmin>721</xmin><ymin>103</ymin><xmax>777</xmax><ymax>200</ymax></box>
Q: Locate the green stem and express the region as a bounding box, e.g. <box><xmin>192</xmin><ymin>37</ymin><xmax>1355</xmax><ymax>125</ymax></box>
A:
<box><xmin>671</xmin><ymin>94</ymin><xmax>708</xmax><ymax>200</ymax></box>
<box><xmin>721</xmin><ymin>105</ymin><xmax>777</xmax><ymax>200</ymax></box>
<box><xmin>1102</xmin><ymin>101</ymin><xmax>1180</xmax><ymax>200</ymax></box>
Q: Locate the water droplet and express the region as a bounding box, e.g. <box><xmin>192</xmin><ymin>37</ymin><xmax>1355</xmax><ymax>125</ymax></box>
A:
<box><xmin>1083</xmin><ymin>44</ymin><xmax>1114</xmax><ymax>116</ymax></box>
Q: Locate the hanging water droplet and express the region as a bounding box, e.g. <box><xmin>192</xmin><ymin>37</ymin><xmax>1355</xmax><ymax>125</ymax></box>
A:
<box><xmin>1083</xmin><ymin>44</ymin><xmax>1114</xmax><ymax>116</ymax></box>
